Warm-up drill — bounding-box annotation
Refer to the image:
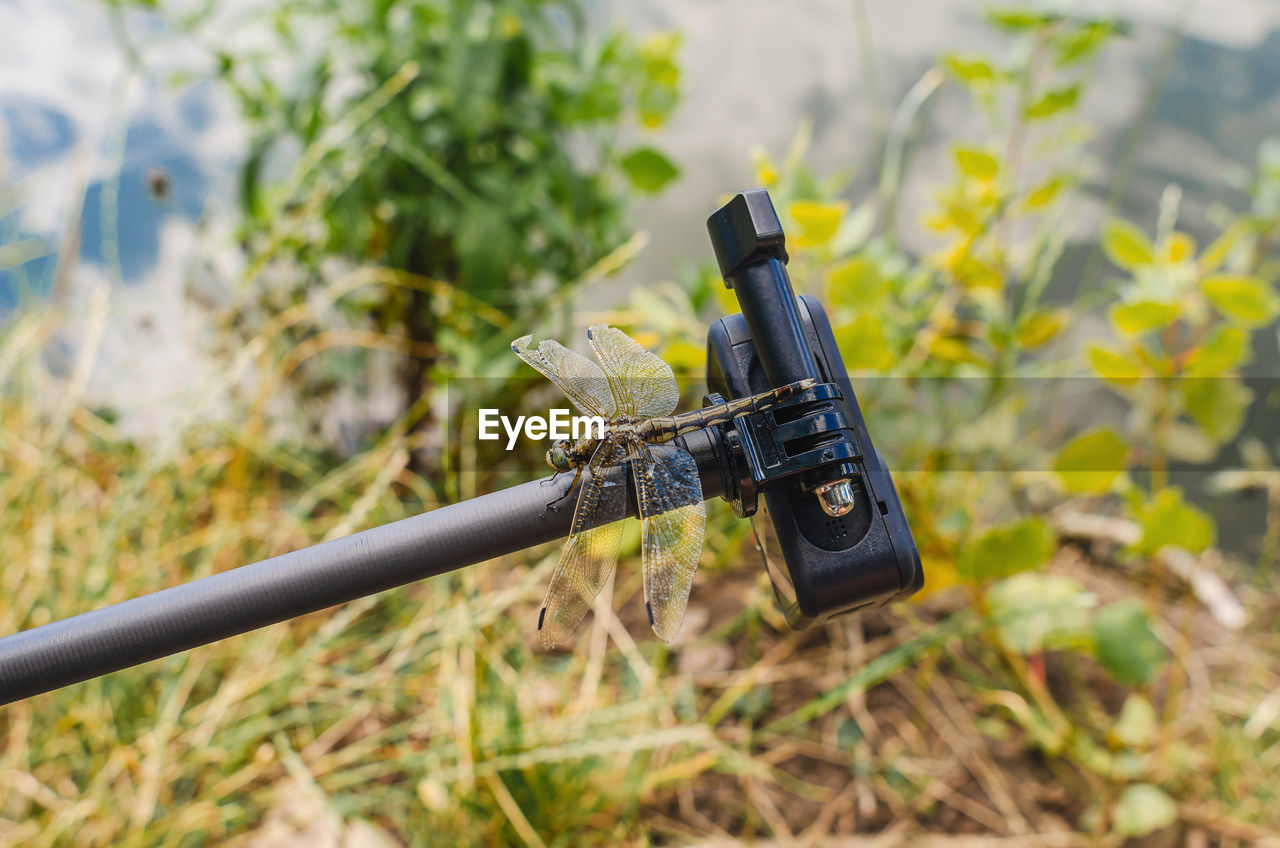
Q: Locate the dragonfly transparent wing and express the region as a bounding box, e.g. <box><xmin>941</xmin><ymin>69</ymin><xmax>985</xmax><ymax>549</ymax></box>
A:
<box><xmin>538</xmin><ymin>441</ymin><xmax>627</xmax><ymax>647</ymax></box>
<box><xmin>633</xmin><ymin>443</ymin><xmax>705</xmax><ymax>642</ymax></box>
<box><xmin>512</xmin><ymin>334</ymin><xmax>616</xmax><ymax>418</ymax></box>
<box><xmin>586</xmin><ymin>324</ymin><xmax>679</xmax><ymax>419</ymax></box>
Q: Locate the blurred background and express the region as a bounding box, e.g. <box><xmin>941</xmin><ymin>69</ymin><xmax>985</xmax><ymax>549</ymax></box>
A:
<box><xmin>2</xmin><ymin>0</ymin><xmax>1279</xmax><ymax>845</ymax></box>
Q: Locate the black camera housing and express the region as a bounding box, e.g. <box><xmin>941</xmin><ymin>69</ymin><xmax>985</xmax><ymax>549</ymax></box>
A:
<box><xmin>705</xmin><ymin>191</ymin><xmax>923</xmax><ymax>628</ymax></box>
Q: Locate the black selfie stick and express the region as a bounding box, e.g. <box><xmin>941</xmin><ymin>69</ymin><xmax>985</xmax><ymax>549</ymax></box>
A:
<box><xmin>0</xmin><ymin>429</ymin><xmax>727</xmax><ymax>705</ymax></box>
<box><xmin>0</xmin><ymin>190</ymin><xmax>920</xmax><ymax>706</ymax></box>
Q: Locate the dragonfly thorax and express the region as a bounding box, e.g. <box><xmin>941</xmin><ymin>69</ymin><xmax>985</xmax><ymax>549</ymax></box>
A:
<box><xmin>547</xmin><ymin>436</ymin><xmax>603</xmax><ymax>472</ymax></box>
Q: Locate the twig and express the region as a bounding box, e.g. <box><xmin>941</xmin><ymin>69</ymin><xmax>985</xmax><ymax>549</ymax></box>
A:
<box><xmin>483</xmin><ymin>772</ymin><xmax>548</xmax><ymax>848</ymax></box>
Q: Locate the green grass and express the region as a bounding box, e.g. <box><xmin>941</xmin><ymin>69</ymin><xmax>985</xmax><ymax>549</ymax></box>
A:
<box><xmin>0</xmin><ymin>301</ymin><xmax>781</xmax><ymax>846</ymax></box>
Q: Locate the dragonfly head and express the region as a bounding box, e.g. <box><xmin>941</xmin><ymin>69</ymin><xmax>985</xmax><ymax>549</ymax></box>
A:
<box><xmin>546</xmin><ymin>440</ymin><xmax>574</xmax><ymax>473</ymax></box>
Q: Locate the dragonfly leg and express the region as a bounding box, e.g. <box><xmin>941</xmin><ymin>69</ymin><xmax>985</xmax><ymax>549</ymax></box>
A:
<box><xmin>542</xmin><ymin>465</ymin><xmax>584</xmax><ymax>517</ymax></box>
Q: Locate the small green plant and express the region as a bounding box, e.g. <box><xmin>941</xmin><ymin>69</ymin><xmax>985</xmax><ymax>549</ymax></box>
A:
<box><xmin>201</xmin><ymin>0</ymin><xmax>683</xmax><ymax>487</ymax></box>
<box><xmin>710</xmin><ymin>9</ymin><xmax>1280</xmax><ymax>841</ymax></box>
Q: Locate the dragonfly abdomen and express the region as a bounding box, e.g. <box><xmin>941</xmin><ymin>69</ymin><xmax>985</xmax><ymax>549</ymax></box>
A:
<box><xmin>638</xmin><ymin>378</ymin><xmax>816</xmax><ymax>444</ymax></box>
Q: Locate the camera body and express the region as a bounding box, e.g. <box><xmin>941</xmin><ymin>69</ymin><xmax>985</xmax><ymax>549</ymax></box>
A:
<box><xmin>705</xmin><ymin>191</ymin><xmax>922</xmax><ymax>628</ymax></box>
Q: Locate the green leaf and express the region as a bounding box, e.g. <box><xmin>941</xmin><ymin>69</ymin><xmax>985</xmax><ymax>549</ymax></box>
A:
<box><xmin>942</xmin><ymin>55</ymin><xmax>998</xmax><ymax>85</ymax></box>
<box><xmin>658</xmin><ymin>339</ymin><xmax>704</xmax><ymax>373</ymax></box>
<box><xmin>1199</xmin><ymin>222</ymin><xmax>1245</xmax><ymax>273</ymax></box>
<box><xmin>1112</xmin><ymin>694</ymin><xmax>1158</xmax><ymax>749</ymax></box>
<box><xmin>834</xmin><ymin>314</ymin><xmax>894</xmax><ymax>372</ymax></box>
<box><xmin>1015</xmin><ymin>309</ymin><xmax>1065</xmax><ymax>348</ymax></box>
<box><xmin>1024</xmin><ymin>176</ymin><xmax>1064</xmax><ymax>209</ymax></box>
<box><xmin>1093</xmin><ymin>600</ymin><xmax>1168</xmax><ymax>686</ymax></box>
<box><xmin>986</xmin><ymin>9</ymin><xmax>1061</xmax><ymax>31</ymax></box>
<box><xmin>958</xmin><ymin>517</ymin><xmax>1055</xmax><ymax>583</ymax></box>
<box><xmin>935</xmin><ymin>200</ymin><xmax>983</xmax><ymax>237</ymax></box>
<box><xmin>1087</xmin><ymin>345</ymin><xmax>1142</xmax><ymax>386</ymax></box>
<box><xmin>987</xmin><ymin>573</ymin><xmax>1095</xmax><ymax>655</ymax></box>
<box><xmin>836</xmin><ymin>716</ymin><xmax>865</xmax><ymax>748</ymax></box>
<box><xmin>1183</xmin><ymin>376</ymin><xmax>1252</xmax><ymax>443</ymax></box>
<box><xmin>830</xmin><ymin>199</ymin><xmax>877</xmax><ymax>254</ymax></box>
<box><xmin>1024</xmin><ymin>84</ymin><xmax>1079</xmax><ymax>119</ymax></box>
<box><xmin>619</xmin><ymin>147</ymin><xmax>680</xmax><ymax>193</ymax></box>
<box><xmin>1054</xmin><ymin>428</ymin><xmax>1127</xmax><ymax>494</ymax></box>
<box><xmin>929</xmin><ymin>335</ymin><xmax>987</xmax><ymax>366</ymax></box>
<box><xmin>1202</xmin><ymin>273</ymin><xmax>1280</xmax><ymax>326</ymax></box>
<box><xmin>1102</xmin><ymin>219</ymin><xmax>1155</xmax><ymax>270</ymax></box>
<box><xmin>789</xmin><ymin>200</ymin><xmax>847</xmax><ymax>248</ymax></box>
<box><xmin>1109</xmin><ymin>301</ymin><xmax>1180</xmax><ymax>335</ymax></box>
<box><xmin>1185</xmin><ymin>326</ymin><xmax>1248</xmax><ymax>377</ymax></box>
<box><xmin>1112</xmin><ymin>784</ymin><xmax>1177</xmax><ymax>837</ymax></box>
<box><xmin>638</xmin><ymin>32</ymin><xmax>682</xmax><ymax>86</ymax></box>
<box><xmin>1131</xmin><ymin>487</ymin><xmax>1215</xmax><ymax>555</ymax></box>
<box><xmin>826</xmin><ymin>256</ymin><xmax>889</xmax><ymax>310</ymax></box>
<box><xmin>953</xmin><ymin>145</ymin><xmax>999</xmax><ymax>181</ymax></box>
<box><xmin>1054</xmin><ymin>22</ymin><xmax>1119</xmax><ymax>66</ymax></box>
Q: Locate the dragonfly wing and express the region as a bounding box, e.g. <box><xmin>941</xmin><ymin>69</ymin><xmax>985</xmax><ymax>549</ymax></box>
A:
<box><xmin>586</xmin><ymin>324</ymin><xmax>679</xmax><ymax>419</ymax></box>
<box><xmin>633</xmin><ymin>443</ymin><xmax>705</xmax><ymax>642</ymax></box>
<box><xmin>512</xmin><ymin>334</ymin><xmax>617</xmax><ymax>418</ymax></box>
<box><xmin>538</xmin><ymin>442</ymin><xmax>627</xmax><ymax>647</ymax></box>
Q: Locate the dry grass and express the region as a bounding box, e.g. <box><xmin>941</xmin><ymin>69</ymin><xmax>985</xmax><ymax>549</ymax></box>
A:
<box><xmin>1</xmin><ymin>300</ymin><xmax>1279</xmax><ymax>848</ymax></box>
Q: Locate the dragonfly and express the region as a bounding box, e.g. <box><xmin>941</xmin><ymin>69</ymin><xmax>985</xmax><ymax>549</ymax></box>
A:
<box><xmin>513</xmin><ymin>324</ymin><xmax>815</xmax><ymax>647</ymax></box>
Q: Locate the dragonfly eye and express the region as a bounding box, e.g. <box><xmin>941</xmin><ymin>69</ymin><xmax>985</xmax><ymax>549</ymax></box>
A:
<box><xmin>546</xmin><ymin>444</ymin><xmax>573</xmax><ymax>473</ymax></box>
